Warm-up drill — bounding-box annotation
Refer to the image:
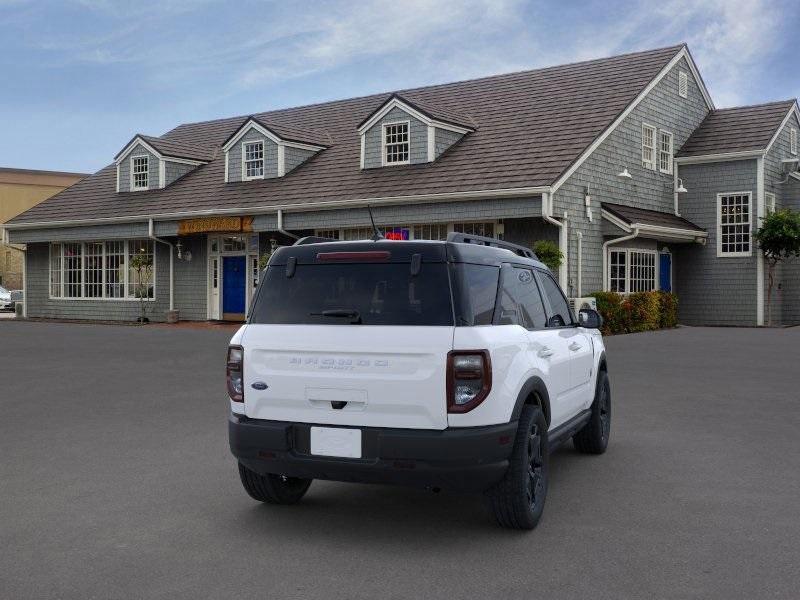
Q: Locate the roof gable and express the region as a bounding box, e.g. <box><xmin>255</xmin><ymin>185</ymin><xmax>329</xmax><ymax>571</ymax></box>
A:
<box><xmin>356</xmin><ymin>93</ymin><xmax>475</xmax><ymax>134</ymax></box>
<box><xmin>114</xmin><ymin>134</ymin><xmax>213</xmax><ymax>164</ymax></box>
<box><xmin>221</xmin><ymin>117</ymin><xmax>329</xmax><ymax>152</ymax></box>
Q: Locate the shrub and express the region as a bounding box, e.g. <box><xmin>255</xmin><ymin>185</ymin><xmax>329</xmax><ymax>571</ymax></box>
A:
<box><xmin>657</xmin><ymin>291</ymin><xmax>678</xmax><ymax>329</ymax></box>
<box><xmin>590</xmin><ymin>290</ymin><xmax>677</xmax><ymax>335</ymax></box>
<box><xmin>532</xmin><ymin>240</ymin><xmax>563</xmax><ymax>272</ymax></box>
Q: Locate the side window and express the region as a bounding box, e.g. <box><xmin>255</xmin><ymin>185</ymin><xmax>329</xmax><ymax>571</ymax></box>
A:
<box><xmin>453</xmin><ymin>264</ymin><xmax>499</xmax><ymax>326</ymax></box>
<box><xmin>497</xmin><ymin>266</ymin><xmax>547</xmax><ymax>329</ymax></box>
<box><xmin>537</xmin><ymin>271</ymin><xmax>573</xmax><ymax>327</ymax></box>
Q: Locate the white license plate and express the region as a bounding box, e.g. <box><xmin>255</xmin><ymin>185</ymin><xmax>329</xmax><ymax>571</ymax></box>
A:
<box><xmin>310</xmin><ymin>427</ymin><xmax>362</xmax><ymax>458</ymax></box>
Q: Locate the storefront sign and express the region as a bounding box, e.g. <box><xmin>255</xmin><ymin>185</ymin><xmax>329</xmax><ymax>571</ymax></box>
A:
<box><xmin>177</xmin><ymin>216</ymin><xmax>254</xmax><ymax>235</ymax></box>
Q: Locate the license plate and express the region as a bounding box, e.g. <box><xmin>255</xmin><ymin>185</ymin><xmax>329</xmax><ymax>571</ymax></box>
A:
<box><xmin>310</xmin><ymin>427</ymin><xmax>362</xmax><ymax>458</ymax></box>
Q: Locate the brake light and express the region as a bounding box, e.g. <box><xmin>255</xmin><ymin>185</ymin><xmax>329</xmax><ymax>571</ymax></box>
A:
<box><xmin>316</xmin><ymin>251</ymin><xmax>390</xmax><ymax>261</ymax></box>
<box><xmin>227</xmin><ymin>345</ymin><xmax>244</xmax><ymax>402</ymax></box>
<box><xmin>447</xmin><ymin>350</ymin><xmax>492</xmax><ymax>413</ymax></box>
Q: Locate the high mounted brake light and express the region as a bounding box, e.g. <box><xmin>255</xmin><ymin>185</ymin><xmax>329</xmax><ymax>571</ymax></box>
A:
<box><xmin>447</xmin><ymin>350</ymin><xmax>492</xmax><ymax>413</ymax></box>
<box><xmin>316</xmin><ymin>251</ymin><xmax>391</xmax><ymax>261</ymax></box>
<box><xmin>227</xmin><ymin>345</ymin><xmax>244</xmax><ymax>403</ymax></box>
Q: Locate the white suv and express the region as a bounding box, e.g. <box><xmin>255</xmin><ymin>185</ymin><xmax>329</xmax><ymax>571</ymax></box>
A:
<box><xmin>228</xmin><ymin>233</ymin><xmax>610</xmax><ymax>529</ymax></box>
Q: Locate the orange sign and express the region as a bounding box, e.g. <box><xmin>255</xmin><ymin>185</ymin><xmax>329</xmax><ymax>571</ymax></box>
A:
<box><xmin>177</xmin><ymin>216</ymin><xmax>253</xmax><ymax>235</ymax></box>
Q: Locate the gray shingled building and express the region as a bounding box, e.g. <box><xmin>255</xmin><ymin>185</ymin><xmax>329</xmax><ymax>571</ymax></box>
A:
<box><xmin>3</xmin><ymin>44</ymin><xmax>799</xmax><ymax>325</ymax></box>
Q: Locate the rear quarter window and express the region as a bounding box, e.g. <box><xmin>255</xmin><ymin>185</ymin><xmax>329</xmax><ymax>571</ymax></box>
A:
<box><xmin>451</xmin><ymin>264</ymin><xmax>499</xmax><ymax>326</ymax></box>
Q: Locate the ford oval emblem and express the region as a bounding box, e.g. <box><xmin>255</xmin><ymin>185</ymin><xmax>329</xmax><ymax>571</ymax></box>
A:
<box><xmin>251</xmin><ymin>381</ymin><xmax>268</xmax><ymax>390</ymax></box>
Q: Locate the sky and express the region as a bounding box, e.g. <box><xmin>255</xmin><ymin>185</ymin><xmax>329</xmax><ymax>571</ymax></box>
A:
<box><xmin>1</xmin><ymin>0</ymin><xmax>798</xmax><ymax>173</ymax></box>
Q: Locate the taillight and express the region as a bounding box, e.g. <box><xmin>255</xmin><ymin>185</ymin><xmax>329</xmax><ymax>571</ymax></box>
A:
<box><xmin>227</xmin><ymin>345</ymin><xmax>244</xmax><ymax>402</ymax></box>
<box><xmin>447</xmin><ymin>350</ymin><xmax>492</xmax><ymax>413</ymax></box>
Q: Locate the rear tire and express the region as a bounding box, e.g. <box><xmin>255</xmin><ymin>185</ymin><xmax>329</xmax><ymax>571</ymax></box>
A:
<box><xmin>237</xmin><ymin>463</ymin><xmax>312</xmax><ymax>504</ymax></box>
<box><xmin>485</xmin><ymin>405</ymin><xmax>549</xmax><ymax>530</ymax></box>
<box><xmin>573</xmin><ymin>370</ymin><xmax>611</xmax><ymax>454</ymax></box>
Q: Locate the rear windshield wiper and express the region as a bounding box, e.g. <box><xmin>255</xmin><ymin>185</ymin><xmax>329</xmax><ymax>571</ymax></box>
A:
<box><xmin>310</xmin><ymin>309</ymin><xmax>362</xmax><ymax>324</ymax></box>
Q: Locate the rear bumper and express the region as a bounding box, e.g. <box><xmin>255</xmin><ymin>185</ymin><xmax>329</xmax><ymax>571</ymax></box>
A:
<box><xmin>229</xmin><ymin>413</ymin><xmax>517</xmax><ymax>492</ymax></box>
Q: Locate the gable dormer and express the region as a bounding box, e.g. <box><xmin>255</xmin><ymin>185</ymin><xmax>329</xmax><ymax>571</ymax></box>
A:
<box><xmin>357</xmin><ymin>94</ymin><xmax>474</xmax><ymax>169</ymax></box>
<box><xmin>221</xmin><ymin>117</ymin><xmax>328</xmax><ymax>183</ymax></box>
<box><xmin>114</xmin><ymin>135</ymin><xmax>212</xmax><ymax>193</ymax></box>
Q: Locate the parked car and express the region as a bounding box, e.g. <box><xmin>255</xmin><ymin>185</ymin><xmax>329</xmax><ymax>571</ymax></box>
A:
<box><xmin>227</xmin><ymin>233</ymin><xmax>610</xmax><ymax>530</ymax></box>
<box><xmin>0</xmin><ymin>285</ymin><xmax>13</xmax><ymax>311</ymax></box>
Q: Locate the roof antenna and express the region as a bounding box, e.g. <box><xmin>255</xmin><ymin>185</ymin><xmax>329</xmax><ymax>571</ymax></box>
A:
<box><xmin>367</xmin><ymin>205</ymin><xmax>384</xmax><ymax>241</ymax></box>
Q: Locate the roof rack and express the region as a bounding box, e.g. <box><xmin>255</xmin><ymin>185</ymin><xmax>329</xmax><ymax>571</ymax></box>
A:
<box><xmin>293</xmin><ymin>236</ymin><xmax>339</xmax><ymax>245</ymax></box>
<box><xmin>446</xmin><ymin>232</ymin><xmax>538</xmax><ymax>259</ymax></box>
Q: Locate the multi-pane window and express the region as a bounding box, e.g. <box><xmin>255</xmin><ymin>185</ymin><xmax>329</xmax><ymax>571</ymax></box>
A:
<box><xmin>608</xmin><ymin>249</ymin><xmax>656</xmax><ymax>293</ymax></box>
<box><xmin>128</xmin><ymin>239</ymin><xmax>154</xmax><ymax>299</ymax></box>
<box><xmin>105</xmin><ymin>241</ymin><xmax>126</xmax><ymax>298</ymax></box>
<box><xmin>49</xmin><ymin>240</ymin><xmax>154</xmax><ymax>299</ymax></box>
<box><xmin>642</xmin><ymin>123</ymin><xmax>656</xmax><ymax>170</ymax></box>
<box><xmin>659</xmin><ymin>131</ymin><xmax>674</xmax><ymax>174</ymax></box>
<box><xmin>316</xmin><ymin>229</ymin><xmax>340</xmax><ymax>240</ymax></box>
<box><xmin>453</xmin><ymin>222</ymin><xmax>495</xmax><ymax>237</ymax></box>
<box><xmin>383</xmin><ymin>122</ymin><xmax>410</xmax><ymax>165</ymax></box>
<box><xmin>222</xmin><ymin>235</ymin><xmax>247</xmax><ymax>252</ymax></box>
<box><xmin>131</xmin><ymin>156</ymin><xmax>149</xmax><ymax>190</ymax></box>
<box><xmin>766</xmin><ymin>192</ymin><xmax>776</xmax><ymax>215</ymax></box>
<box><xmin>791</xmin><ymin>128</ymin><xmax>797</xmax><ymax>155</ymax></box>
<box><xmin>49</xmin><ymin>244</ymin><xmax>61</xmax><ymax>297</ymax></box>
<box><xmin>678</xmin><ymin>71</ymin><xmax>688</xmax><ymax>98</ymax></box>
<box><xmin>718</xmin><ymin>193</ymin><xmax>752</xmax><ymax>256</ymax></box>
<box><xmin>243</xmin><ymin>141</ymin><xmax>264</xmax><ymax>178</ymax></box>
<box><xmin>84</xmin><ymin>242</ymin><xmax>104</xmax><ymax>298</ymax></box>
<box><xmin>609</xmin><ymin>250</ymin><xmax>627</xmax><ymax>293</ymax></box>
<box><xmin>413</xmin><ymin>224</ymin><xmax>448</xmax><ymax>240</ymax></box>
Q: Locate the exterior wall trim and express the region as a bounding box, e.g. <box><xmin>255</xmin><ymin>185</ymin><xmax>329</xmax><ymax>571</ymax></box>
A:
<box><xmin>763</xmin><ymin>104</ymin><xmax>800</xmax><ymax>156</ymax></box>
<box><xmin>5</xmin><ymin>186</ymin><xmax>552</xmax><ymax>231</ymax></box>
<box><xmin>676</xmin><ymin>150</ymin><xmax>765</xmax><ymax>165</ymax></box>
<box><xmin>551</xmin><ymin>46</ymin><xmax>714</xmax><ymax>194</ymax></box>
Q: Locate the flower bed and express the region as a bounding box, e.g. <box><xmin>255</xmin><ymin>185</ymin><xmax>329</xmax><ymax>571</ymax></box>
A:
<box><xmin>591</xmin><ymin>290</ymin><xmax>678</xmax><ymax>335</ymax></box>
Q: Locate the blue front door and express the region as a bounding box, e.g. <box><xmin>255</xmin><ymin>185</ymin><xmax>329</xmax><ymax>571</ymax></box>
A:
<box><xmin>223</xmin><ymin>256</ymin><xmax>246</xmax><ymax>317</ymax></box>
<box><xmin>659</xmin><ymin>253</ymin><xmax>672</xmax><ymax>292</ymax></box>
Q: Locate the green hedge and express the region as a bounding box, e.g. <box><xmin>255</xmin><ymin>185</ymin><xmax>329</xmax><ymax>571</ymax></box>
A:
<box><xmin>590</xmin><ymin>290</ymin><xmax>678</xmax><ymax>335</ymax></box>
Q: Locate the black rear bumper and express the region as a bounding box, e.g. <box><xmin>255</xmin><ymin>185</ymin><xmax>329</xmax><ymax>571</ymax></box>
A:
<box><xmin>229</xmin><ymin>414</ymin><xmax>517</xmax><ymax>492</ymax></box>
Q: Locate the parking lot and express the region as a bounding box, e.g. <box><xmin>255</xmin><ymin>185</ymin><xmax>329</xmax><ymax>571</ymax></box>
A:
<box><xmin>1</xmin><ymin>321</ymin><xmax>798</xmax><ymax>599</ymax></box>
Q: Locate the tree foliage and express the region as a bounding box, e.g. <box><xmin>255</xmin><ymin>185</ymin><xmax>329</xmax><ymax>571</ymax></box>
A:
<box><xmin>532</xmin><ymin>240</ymin><xmax>563</xmax><ymax>272</ymax></box>
<box><xmin>754</xmin><ymin>209</ymin><xmax>800</xmax><ymax>326</ymax></box>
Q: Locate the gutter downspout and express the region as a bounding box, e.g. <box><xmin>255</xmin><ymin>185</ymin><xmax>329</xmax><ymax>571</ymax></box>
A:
<box><xmin>602</xmin><ymin>228</ymin><xmax>639</xmax><ymax>291</ymax></box>
<box><xmin>576</xmin><ymin>231</ymin><xmax>583</xmax><ymax>297</ymax></box>
<box><xmin>277</xmin><ymin>209</ymin><xmax>299</xmax><ymax>240</ymax></box>
<box><xmin>541</xmin><ymin>192</ymin><xmax>568</xmax><ymax>290</ymax></box>
<box><xmin>148</xmin><ymin>219</ymin><xmax>174</xmax><ymax>312</ymax></box>
<box><xmin>673</xmin><ymin>161</ymin><xmax>681</xmax><ymax>216</ymax></box>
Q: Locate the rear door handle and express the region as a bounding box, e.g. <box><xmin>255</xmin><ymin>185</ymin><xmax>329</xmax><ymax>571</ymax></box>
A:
<box><xmin>569</xmin><ymin>342</ymin><xmax>582</xmax><ymax>351</ymax></box>
<box><xmin>537</xmin><ymin>347</ymin><xmax>554</xmax><ymax>358</ymax></box>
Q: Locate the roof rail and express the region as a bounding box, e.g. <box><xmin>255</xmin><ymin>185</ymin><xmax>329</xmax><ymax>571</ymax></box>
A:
<box><xmin>293</xmin><ymin>236</ymin><xmax>338</xmax><ymax>246</ymax></box>
<box><xmin>446</xmin><ymin>232</ymin><xmax>537</xmax><ymax>259</ymax></box>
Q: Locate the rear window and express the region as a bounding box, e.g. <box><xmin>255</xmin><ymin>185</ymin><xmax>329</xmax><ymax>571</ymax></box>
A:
<box><xmin>250</xmin><ymin>262</ymin><xmax>454</xmax><ymax>326</ymax></box>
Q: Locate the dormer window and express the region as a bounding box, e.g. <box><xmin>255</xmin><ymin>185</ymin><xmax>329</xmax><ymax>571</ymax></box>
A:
<box><xmin>383</xmin><ymin>122</ymin><xmax>410</xmax><ymax>165</ymax></box>
<box><xmin>131</xmin><ymin>156</ymin><xmax>149</xmax><ymax>190</ymax></box>
<box><xmin>243</xmin><ymin>141</ymin><xmax>265</xmax><ymax>179</ymax></box>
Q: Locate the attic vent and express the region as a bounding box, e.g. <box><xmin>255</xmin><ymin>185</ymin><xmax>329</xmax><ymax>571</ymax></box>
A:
<box><xmin>791</xmin><ymin>127</ymin><xmax>797</xmax><ymax>155</ymax></box>
<box><xmin>678</xmin><ymin>71</ymin><xmax>688</xmax><ymax>99</ymax></box>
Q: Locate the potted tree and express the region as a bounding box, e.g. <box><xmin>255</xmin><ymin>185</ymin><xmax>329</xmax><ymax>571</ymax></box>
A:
<box><xmin>129</xmin><ymin>249</ymin><xmax>154</xmax><ymax>323</ymax></box>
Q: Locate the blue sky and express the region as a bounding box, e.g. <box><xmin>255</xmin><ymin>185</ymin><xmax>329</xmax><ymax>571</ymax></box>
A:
<box><xmin>1</xmin><ymin>0</ymin><xmax>798</xmax><ymax>173</ymax></box>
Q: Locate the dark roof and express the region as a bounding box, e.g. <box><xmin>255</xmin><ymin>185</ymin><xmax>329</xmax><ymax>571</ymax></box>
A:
<box><xmin>603</xmin><ymin>202</ymin><xmax>705</xmax><ymax>232</ymax></box>
<box><xmin>114</xmin><ymin>134</ymin><xmax>217</xmax><ymax>162</ymax></box>
<box><xmin>221</xmin><ymin>116</ymin><xmax>331</xmax><ymax>149</ymax></box>
<box><xmin>677</xmin><ymin>100</ymin><xmax>797</xmax><ymax>157</ymax></box>
<box><xmin>11</xmin><ymin>45</ymin><xmax>686</xmax><ymax>225</ymax></box>
<box><xmin>356</xmin><ymin>93</ymin><xmax>475</xmax><ymax>130</ymax></box>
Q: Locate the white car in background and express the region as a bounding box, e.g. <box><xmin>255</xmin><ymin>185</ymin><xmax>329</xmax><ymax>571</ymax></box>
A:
<box><xmin>0</xmin><ymin>285</ymin><xmax>13</xmax><ymax>311</ymax></box>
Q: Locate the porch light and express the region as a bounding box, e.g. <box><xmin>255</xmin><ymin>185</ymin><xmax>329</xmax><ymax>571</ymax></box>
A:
<box><xmin>617</xmin><ymin>167</ymin><xmax>633</xmax><ymax>180</ymax></box>
<box><xmin>675</xmin><ymin>178</ymin><xmax>688</xmax><ymax>194</ymax></box>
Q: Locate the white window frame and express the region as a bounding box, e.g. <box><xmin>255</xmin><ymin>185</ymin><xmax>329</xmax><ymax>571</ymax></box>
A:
<box><xmin>717</xmin><ymin>192</ymin><xmax>753</xmax><ymax>257</ymax></box>
<box><xmin>242</xmin><ymin>140</ymin><xmax>265</xmax><ymax>180</ymax></box>
<box><xmin>678</xmin><ymin>70</ymin><xmax>688</xmax><ymax>99</ymax></box>
<box><xmin>130</xmin><ymin>155</ymin><xmax>149</xmax><ymax>191</ymax></box>
<box><xmin>315</xmin><ymin>220</ymin><xmax>502</xmax><ymax>242</ymax></box>
<box><xmin>642</xmin><ymin>123</ymin><xmax>657</xmax><ymax>170</ymax></box>
<box><xmin>790</xmin><ymin>127</ymin><xmax>797</xmax><ymax>155</ymax></box>
<box><xmin>765</xmin><ymin>192</ymin><xmax>776</xmax><ymax>214</ymax></box>
<box><xmin>382</xmin><ymin>120</ymin><xmax>411</xmax><ymax>166</ymax></box>
<box><xmin>659</xmin><ymin>130</ymin><xmax>674</xmax><ymax>174</ymax></box>
<box><xmin>48</xmin><ymin>240</ymin><xmax>156</xmax><ymax>301</ymax></box>
<box><xmin>606</xmin><ymin>248</ymin><xmax>658</xmax><ymax>293</ymax></box>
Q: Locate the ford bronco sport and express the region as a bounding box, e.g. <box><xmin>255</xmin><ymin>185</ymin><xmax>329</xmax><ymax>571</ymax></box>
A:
<box><xmin>228</xmin><ymin>233</ymin><xmax>610</xmax><ymax>530</ymax></box>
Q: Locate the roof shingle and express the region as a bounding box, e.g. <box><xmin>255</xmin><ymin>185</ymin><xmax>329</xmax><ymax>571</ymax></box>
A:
<box><xmin>11</xmin><ymin>45</ymin><xmax>686</xmax><ymax>225</ymax></box>
<box><xmin>603</xmin><ymin>202</ymin><xmax>705</xmax><ymax>232</ymax></box>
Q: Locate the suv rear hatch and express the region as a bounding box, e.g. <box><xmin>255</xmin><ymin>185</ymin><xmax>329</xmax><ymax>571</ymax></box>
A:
<box><xmin>242</xmin><ymin>243</ymin><xmax>454</xmax><ymax>430</ymax></box>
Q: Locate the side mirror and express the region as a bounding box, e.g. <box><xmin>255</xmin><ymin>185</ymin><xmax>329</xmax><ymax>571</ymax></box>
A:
<box><xmin>578</xmin><ymin>308</ymin><xmax>603</xmax><ymax>330</ymax></box>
